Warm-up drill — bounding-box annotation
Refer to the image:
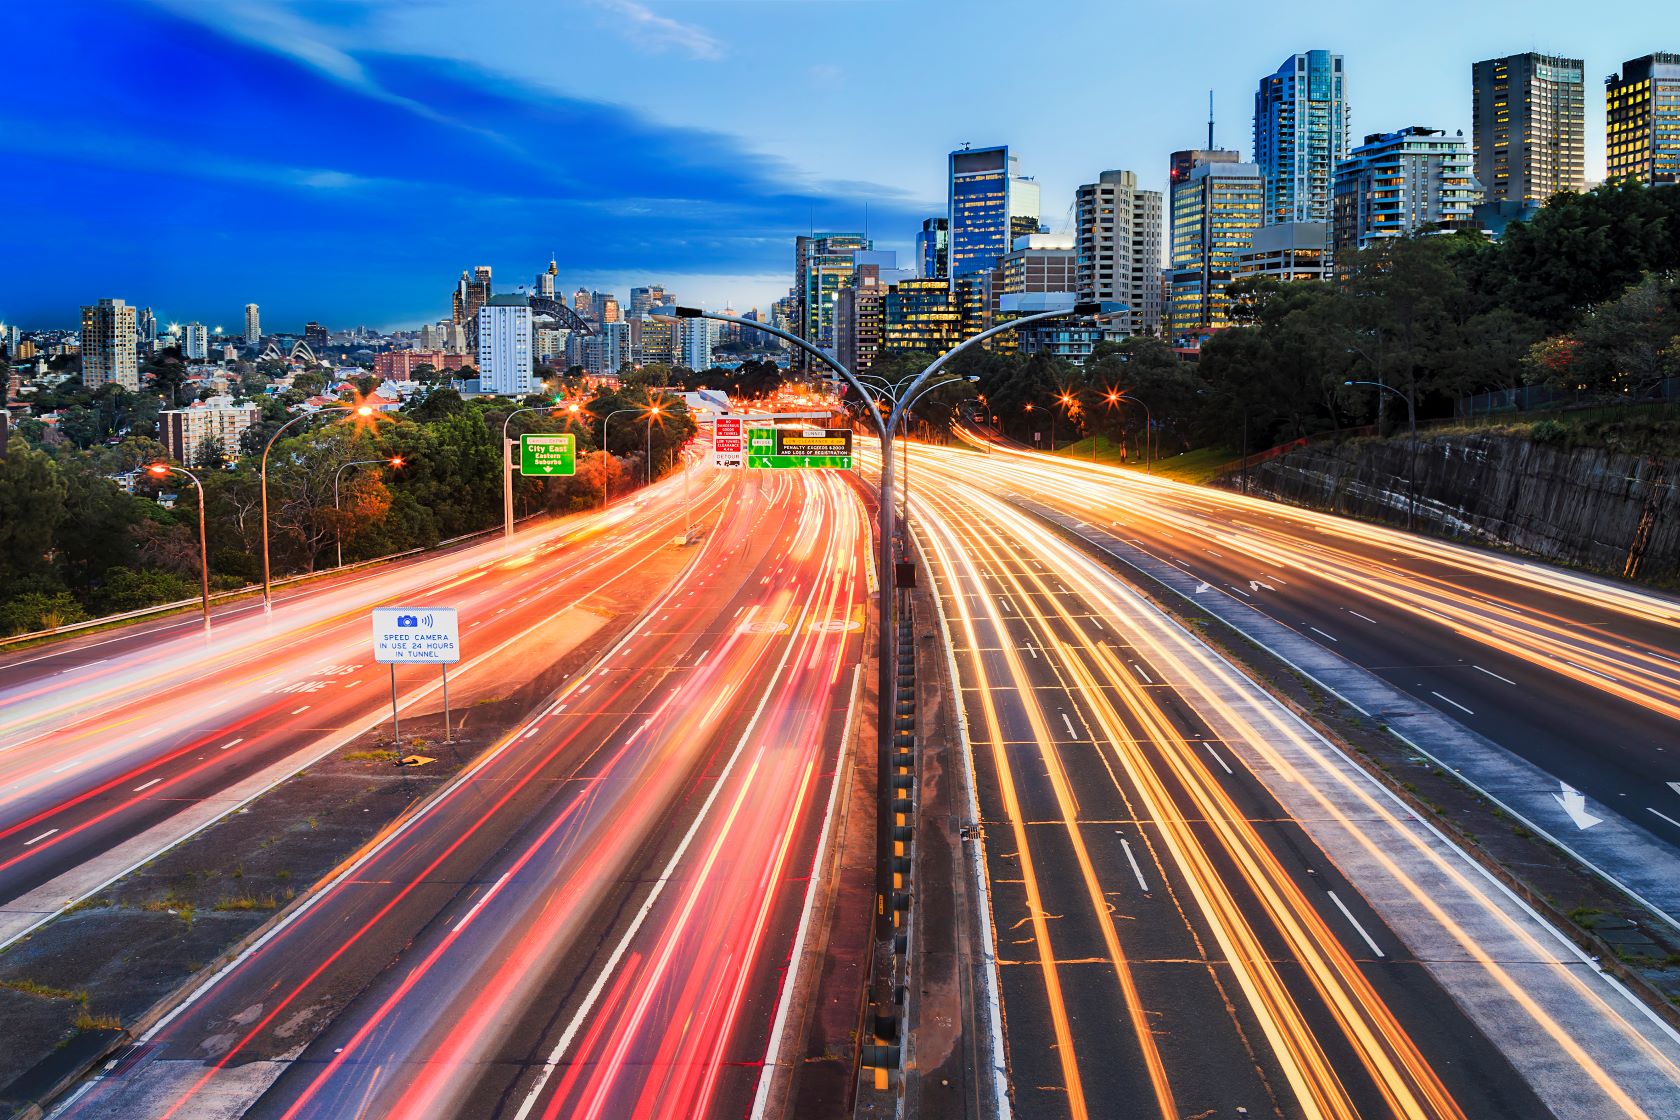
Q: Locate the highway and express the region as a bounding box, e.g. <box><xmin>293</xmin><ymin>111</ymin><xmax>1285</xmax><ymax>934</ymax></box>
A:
<box><xmin>51</xmin><ymin>466</ymin><xmax>867</xmax><ymax>1119</ymax></box>
<box><xmin>0</xmin><ymin>463</ymin><xmax>731</xmax><ymax>947</ymax></box>
<box><xmin>936</xmin><ymin>431</ymin><xmax>1680</xmax><ymax>857</ymax></box>
<box><xmin>909</xmin><ymin>458</ymin><xmax>1680</xmax><ymax>1120</ymax></box>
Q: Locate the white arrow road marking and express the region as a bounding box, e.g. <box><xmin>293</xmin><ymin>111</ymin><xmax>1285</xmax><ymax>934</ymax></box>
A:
<box><xmin>1194</xmin><ymin>582</ymin><xmax>1211</xmax><ymax>595</ymax></box>
<box><xmin>1248</xmin><ymin>580</ymin><xmax>1275</xmax><ymax>592</ymax></box>
<box><xmin>1554</xmin><ymin>782</ymin><xmax>1604</xmax><ymax>830</ymax></box>
<box><xmin>1668</xmin><ymin>781</ymin><xmax>1680</xmax><ymax>798</ymax></box>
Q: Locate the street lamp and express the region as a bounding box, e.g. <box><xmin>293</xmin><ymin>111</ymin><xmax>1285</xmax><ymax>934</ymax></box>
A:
<box><xmin>148</xmin><ymin>463</ymin><xmax>211</xmax><ymax>633</ymax></box>
<box><xmin>1108</xmin><ymin>391</ymin><xmax>1154</xmax><ymax>473</ymax></box>
<box><xmin>1346</xmin><ymin>379</ymin><xmax>1418</xmax><ymax>529</ymax></box>
<box><xmin>645</xmin><ymin>402</ymin><xmax>663</xmax><ymax>486</ymax></box>
<box><xmin>659</xmin><ymin>299</ymin><xmax>1098</xmax><ymax>950</ymax></box>
<box><xmin>500</xmin><ymin>398</ymin><xmax>578</xmax><ymax>539</ymax></box>
<box><xmin>599</xmin><ymin>407</ymin><xmax>642</xmax><ymax>509</ymax></box>
<box><xmin>261</xmin><ymin>403</ymin><xmax>374</xmax><ymax>612</ymax></box>
<box><xmin>333</xmin><ymin>456</ymin><xmax>403</xmax><ymax>567</ymax></box>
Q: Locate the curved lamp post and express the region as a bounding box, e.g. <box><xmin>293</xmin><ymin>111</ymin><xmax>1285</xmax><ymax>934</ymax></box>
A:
<box><xmin>501</xmin><ymin>399</ymin><xmax>580</xmax><ymax>538</ymax></box>
<box><xmin>1346</xmin><ymin>379</ymin><xmax>1417</xmax><ymax>529</ymax></box>
<box><xmin>261</xmin><ymin>404</ymin><xmax>374</xmax><ymax>613</ymax></box>
<box><xmin>660</xmin><ymin>300</ymin><xmax>1096</xmax><ymax>951</ymax></box>
<box><xmin>1107</xmin><ymin>390</ymin><xmax>1154</xmax><ymax>473</ymax></box>
<box><xmin>599</xmin><ymin>407</ymin><xmax>643</xmax><ymax>509</ymax></box>
<box><xmin>148</xmin><ymin>463</ymin><xmax>211</xmax><ymax>633</ymax></box>
<box><xmin>334</xmin><ymin>456</ymin><xmax>403</xmax><ymax>567</ymax></box>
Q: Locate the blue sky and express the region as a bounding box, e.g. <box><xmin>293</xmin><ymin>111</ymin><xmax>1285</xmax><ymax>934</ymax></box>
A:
<box><xmin>2</xmin><ymin>0</ymin><xmax>1676</xmax><ymax>333</ymax></box>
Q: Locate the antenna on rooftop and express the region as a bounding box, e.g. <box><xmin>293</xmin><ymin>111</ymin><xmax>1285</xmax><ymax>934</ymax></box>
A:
<box><xmin>1208</xmin><ymin>89</ymin><xmax>1215</xmax><ymax>149</ymax></box>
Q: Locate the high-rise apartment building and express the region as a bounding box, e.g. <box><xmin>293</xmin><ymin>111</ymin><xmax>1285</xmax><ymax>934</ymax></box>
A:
<box><xmin>304</xmin><ymin>322</ymin><xmax>328</xmax><ymax>351</ymax></box>
<box><xmin>948</xmin><ymin>146</ymin><xmax>1040</xmax><ymax>280</ymax></box>
<box><xmin>637</xmin><ymin>314</ymin><xmax>674</xmax><ymax>367</ymax></box>
<box><xmin>1074</xmin><ymin>170</ymin><xmax>1164</xmax><ymax>335</ymax></box>
<box><xmin>80</xmin><ymin>298</ymin><xmax>138</xmax><ymax>391</ymax></box>
<box><xmin>1332</xmin><ymin>127</ymin><xmax>1480</xmax><ymax>255</ymax></box>
<box><xmin>244</xmin><ymin>303</ymin><xmax>261</xmax><ymax>346</ymax></box>
<box><xmin>1168</xmin><ymin>153</ymin><xmax>1263</xmax><ymax>338</ymax></box>
<box><xmin>160</xmin><ymin>396</ymin><xmax>261</xmax><ymax>465</ymax></box>
<box><xmin>630</xmin><ymin>286</ymin><xmax>669</xmax><ymax>319</ymax></box>
<box><xmin>476</xmin><ymin>295</ymin><xmax>533</xmax><ymax>395</ymax></box>
<box><xmin>1607</xmin><ymin>53</ymin><xmax>1680</xmax><ymax>185</ymax></box>
<box><xmin>835</xmin><ymin>264</ymin><xmax>892</xmax><ymax>374</ymax></box>
<box><xmin>583</xmin><ymin>320</ymin><xmax>628</xmax><ymax>375</ymax></box>
<box><xmin>182</xmin><ymin>322</ymin><xmax>209</xmax><ymax>361</ymax></box>
<box><xmin>1472</xmin><ymin>53</ymin><xmax>1585</xmax><ymax>205</ymax></box>
<box><xmin>916</xmin><ymin>218</ymin><xmax>949</xmax><ymax>280</ymax></box>
<box><xmin>795</xmin><ymin>233</ymin><xmax>871</xmax><ymax>355</ymax></box>
<box><xmin>1254</xmin><ymin>51</ymin><xmax>1350</xmax><ymax>225</ymax></box>
<box><xmin>677</xmin><ymin>317</ymin><xmax>713</xmax><ymax>371</ymax></box>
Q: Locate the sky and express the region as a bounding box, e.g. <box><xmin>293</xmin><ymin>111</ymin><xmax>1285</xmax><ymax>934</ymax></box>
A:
<box><xmin>3</xmin><ymin>0</ymin><xmax>1677</xmax><ymax>333</ymax></box>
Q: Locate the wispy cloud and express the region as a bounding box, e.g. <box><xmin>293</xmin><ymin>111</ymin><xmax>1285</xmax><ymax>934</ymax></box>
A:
<box><xmin>588</xmin><ymin>0</ymin><xmax>724</xmax><ymax>61</ymax></box>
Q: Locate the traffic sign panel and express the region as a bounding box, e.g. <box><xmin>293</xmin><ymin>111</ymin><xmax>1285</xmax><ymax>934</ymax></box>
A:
<box><xmin>372</xmin><ymin>607</ymin><xmax>460</xmax><ymax>664</ymax></box>
<box><xmin>714</xmin><ymin>415</ymin><xmax>744</xmax><ymax>469</ymax></box>
<box><xmin>519</xmin><ymin>433</ymin><xmax>576</xmax><ymax>476</ymax></box>
<box><xmin>746</xmin><ymin>428</ymin><xmax>853</xmax><ymax>470</ymax></box>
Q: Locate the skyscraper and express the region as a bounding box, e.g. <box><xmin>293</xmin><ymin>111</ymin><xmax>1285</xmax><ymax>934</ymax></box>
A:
<box><xmin>1332</xmin><ymin>127</ymin><xmax>1480</xmax><ymax>255</ymax></box>
<box><xmin>916</xmin><ymin>218</ymin><xmax>949</xmax><ymax>280</ymax></box>
<box><xmin>304</xmin><ymin>322</ymin><xmax>328</xmax><ymax>351</ymax></box>
<box><xmin>477</xmin><ymin>295</ymin><xmax>533</xmax><ymax>395</ymax></box>
<box><xmin>182</xmin><ymin>322</ymin><xmax>209</xmax><ymax>361</ymax></box>
<box><xmin>947</xmin><ymin>145</ymin><xmax>1040</xmax><ymax>281</ymax></box>
<box><xmin>1472</xmin><ymin>54</ymin><xmax>1586</xmax><ymax>205</ymax></box>
<box><xmin>677</xmin><ymin>317</ymin><xmax>714</xmax><ymax>371</ymax></box>
<box><xmin>596</xmin><ymin>294</ymin><xmax>621</xmax><ymax>323</ymax></box>
<box><xmin>536</xmin><ymin>258</ymin><xmax>557</xmax><ymax>300</ymax></box>
<box><xmin>1607</xmin><ymin>53</ymin><xmax>1680</xmax><ymax>186</ymax></box>
<box><xmin>1254</xmin><ymin>51</ymin><xmax>1350</xmax><ymax>225</ymax></box>
<box><xmin>573</xmin><ymin>288</ymin><xmax>595</xmax><ymax>320</ymax></box>
<box><xmin>1169</xmin><ymin>152</ymin><xmax>1263</xmax><ymax>338</ymax></box>
<box><xmin>881</xmin><ymin>278</ymin><xmax>962</xmax><ymax>355</ymax></box>
<box><xmin>244</xmin><ymin>303</ymin><xmax>261</xmax><ymax>346</ymax></box>
<box><xmin>137</xmin><ymin>307</ymin><xmax>156</xmax><ymax>350</ymax></box>
<box><xmin>630</xmin><ymin>286</ymin><xmax>668</xmax><ymax>319</ymax></box>
<box><xmin>795</xmin><ymin>233</ymin><xmax>871</xmax><ymax>355</ymax></box>
<box><xmin>1074</xmin><ymin>170</ymin><xmax>1164</xmax><ymax>336</ymax></box>
<box><xmin>80</xmin><ymin>298</ymin><xmax>138</xmax><ymax>391</ymax></box>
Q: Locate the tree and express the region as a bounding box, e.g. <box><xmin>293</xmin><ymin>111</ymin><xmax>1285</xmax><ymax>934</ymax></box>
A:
<box><xmin>0</xmin><ymin>445</ymin><xmax>67</xmax><ymax>586</ymax></box>
<box><xmin>196</xmin><ymin>434</ymin><xmax>229</xmax><ymax>470</ymax></box>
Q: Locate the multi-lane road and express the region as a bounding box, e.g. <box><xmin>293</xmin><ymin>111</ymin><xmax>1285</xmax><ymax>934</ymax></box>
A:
<box><xmin>909</xmin><ymin>448</ymin><xmax>1680</xmax><ymax>1120</ymax></box>
<box><xmin>5</xmin><ymin>463</ymin><xmax>868</xmax><ymax>1120</ymax></box>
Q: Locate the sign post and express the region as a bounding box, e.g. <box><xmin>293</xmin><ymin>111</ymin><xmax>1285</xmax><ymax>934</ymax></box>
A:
<box><xmin>518</xmin><ymin>433</ymin><xmax>576</xmax><ymax>477</ymax></box>
<box><xmin>746</xmin><ymin>427</ymin><xmax>853</xmax><ymax>470</ymax></box>
<box><xmin>371</xmin><ymin>607</ymin><xmax>462</xmax><ymax>753</ymax></box>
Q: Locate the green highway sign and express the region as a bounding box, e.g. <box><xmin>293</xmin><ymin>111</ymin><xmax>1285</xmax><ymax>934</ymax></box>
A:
<box><xmin>747</xmin><ymin>427</ymin><xmax>853</xmax><ymax>470</ymax></box>
<box><xmin>519</xmin><ymin>433</ymin><xmax>576</xmax><ymax>476</ymax></box>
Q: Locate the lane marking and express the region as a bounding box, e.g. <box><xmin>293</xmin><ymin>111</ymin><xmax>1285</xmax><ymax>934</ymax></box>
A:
<box><xmin>1120</xmin><ymin>838</ymin><xmax>1151</xmax><ymax>893</ymax></box>
<box><xmin>24</xmin><ymin>829</ymin><xmax>58</xmax><ymax>847</ymax></box>
<box><xmin>1649</xmin><ymin>808</ymin><xmax>1680</xmax><ymax>831</ymax></box>
<box><xmin>1131</xmin><ymin>663</ymin><xmax>1153</xmax><ymax>684</ymax></box>
<box><xmin>1204</xmin><ymin>744</ymin><xmax>1234</xmax><ymax>775</ymax></box>
<box><xmin>1472</xmin><ymin>664</ymin><xmax>1517</xmax><ymax>685</ymax></box>
<box><xmin>1308</xmin><ymin>626</ymin><xmax>1339</xmax><ymax>643</ymax></box>
<box><xmin>451</xmin><ymin>872</ymin><xmax>512</xmax><ymax>933</ymax></box>
<box><xmin>1060</xmin><ymin>712</ymin><xmax>1078</xmax><ymax>739</ymax></box>
<box><xmin>1563</xmin><ymin>658</ymin><xmax>1620</xmax><ymax>683</ymax></box>
<box><xmin>133</xmin><ymin>779</ymin><xmax>161</xmax><ymax>793</ymax></box>
<box><xmin>220</xmin><ymin>738</ymin><xmax>244</xmax><ymax>750</ymax></box>
<box><xmin>1429</xmin><ymin>691</ymin><xmax>1474</xmax><ymax>716</ymax></box>
<box><xmin>1326</xmin><ymin>890</ymin><xmax>1384</xmax><ymax>957</ymax></box>
<box><xmin>290</xmin><ymin>706</ymin><xmax>311</xmax><ymax>715</ymax></box>
<box><xmin>1347</xmin><ymin>610</ymin><xmax>1379</xmax><ymax>624</ymax></box>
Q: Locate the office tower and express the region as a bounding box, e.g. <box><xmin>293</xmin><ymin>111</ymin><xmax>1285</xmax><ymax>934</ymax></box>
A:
<box><xmin>916</xmin><ymin>218</ymin><xmax>949</xmax><ymax>280</ymax></box>
<box><xmin>1169</xmin><ymin>152</ymin><xmax>1263</xmax><ymax>338</ymax></box>
<box><xmin>1332</xmin><ymin>127</ymin><xmax>1479</xmax><ymax>255</ymax></box>
<box><xmin>182</xmin><ymin>322</ymin><xmax>209</xmax><ymax>361</ymax></box>
<box><xmin>80</xmin><ymin>298</ymin><xmax>139</xmax><ymax>390</ymax></box>
<box><xmin>573</xmin><ymin>288</ymin><xmax>594</xmax><ymax>319</ymax></box>
<box><xmin>948</xmin><ymin>146</ymin><xmax>1041</xmax><ymax>280</ymax></box>
<box><xmin>476</xmin><ymin>295</ymin><xmax>533</xmax><ymax>395</ymax></box>
<box><xmin>1238</xmin><ymin>222</ymin><xmax>1331</xmax><ymax>282</ymax></box>
<box><xmin>583</xmin><ymin>320</ymin><xmax>628</xmax><ymax>375</ymax></box>
<box><xmin>596</xmin><ymin>294</ymin><xmax>621</xmax><ymax>323</ymax></box>
<box><xmin>881</xmin><ymin>277</ymin><xmax>962</xmax><ymax>354</ymax></box>
<box><xmin>638</xmin><ymin>314</ymin><xmax>675</xmax><ymax>366</ymax></box>
<box><xmin>835</xmin><ymin>265</ymin><xmax>894</xmax><ymax>373</ymax></box>
<box><xmin>160</xmin><ymin>396</ymin><xmax>261</xmax><ymax>465</ymax></box>
<box><xmin>1074</xmin><ymin>170</ymin><xmax>1164</xmax><ymax>335</ymax></box>
<box><xmin>795</xmin><ymin>233</ymin><xmax>871</xmax><ymax>355</ymax></box>
<box><xmin>770</xmin><ymin>291</ymin><xmax>799</xmax><ymax>339</ymax></box>
<box><xmin>1607</xmin><ymin>54</ymin><xmax>1680</xmax><ymax>185</ymax></box>
<box><xmin>677</xmin><ymin>317</ymin><xmax>713</xmax><ymax>371</ymax></box>
<box><xmin>137</xmin><ymin>307</ymin><xmax>156</xmax><ymax>349</ymax></box>
<box><xmin>304</xmin><ymin>322</ymin><xmax>328</xmax><ymax>350</ymax></box>
<box><xmin>536</xmin><ymin>258</ymin><xmax>557</xmax><ymax>299</ymax></box>
<box><xmin>1254</xmin><ymin>51</ymin><xmax>1350</xmax><ymax>225</ymax></box>
<box><xmin>630</xmin><ymin>286</ymin><xmax>668</xmax><ymax>319</ymax></box>
<box><xmin>1472</xmin><ymin>53</ymin><xmax>1586</xmax><ymax>205</ymax></box>
<box><xmin>1000</xmin><ymin>233</ymin><xmax>1077</xmax><ymax>295</ymax></box>
<box><xmin>244</xmin><ymin>303</ymin><xmax>261</xmax><ymax>346</ymax></box>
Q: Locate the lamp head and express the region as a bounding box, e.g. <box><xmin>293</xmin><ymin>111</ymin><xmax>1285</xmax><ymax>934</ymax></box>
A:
<box><xmin>389</xmin><ymin>456</ymin><xmax>404</xmax><ymax>468</ymax></box>
<box><xmin>147</xmin><ymin>462</ymin><xmax>170</xmax><ymax>477</ymax></box>
<box><xmin>356</xmin><ymin>405</ymin><xmax>374</xmax><ymax>417</ymax></box>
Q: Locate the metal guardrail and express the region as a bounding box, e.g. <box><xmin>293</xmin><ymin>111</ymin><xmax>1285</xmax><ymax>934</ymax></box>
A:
<box><xmin>0</xmin><ymin>519</ymin><xmax>527</xmax><ymax>651</ymax></box>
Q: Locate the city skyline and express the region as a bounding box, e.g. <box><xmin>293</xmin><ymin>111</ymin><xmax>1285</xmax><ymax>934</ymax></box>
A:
<box><xmin>2</xmin><ymin>0</ymin><xmax>1676</xmax><ymax>329</ymax></box>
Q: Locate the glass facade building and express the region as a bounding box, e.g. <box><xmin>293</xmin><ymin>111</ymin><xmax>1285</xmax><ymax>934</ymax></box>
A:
<box><xmin>1332</xmin><ymin>127</ymin><xmax>1479</xmax><ymax>255</ymax></box>
<box><xmin>1168</xmin><ymin>154</ymin><xmax>1263</xmax><ymax>339</ymax></box>
<box><xmin>882</xmin><ymin>278</ymin><xmax>962</xmax><ymax>355</ymax></box>
<box><xmin>1254</xmin><ymin>51</ymin><xmax>1350</xmax><ymax>226</ymax></box>
<box><xmin>917</xmin><ymin>217</ymin><xmax>949</xmax><ymax>280</ymax></box>
<box><xmin>947</xmin><ymin>146</ymin><xmax>1040</xmax><ymax>282</ymax></box>
<box><xmin>1607</xmin><ymin>53</ymin><xmax>1680</xmax><ymax>186</ymax></box>
<box><xmin>794</xmin><ymin>232</ymin><xmax>871</xmax><ymax>356</ymax></box>
<box><xmin>1472</xmin><ymin>54</ymin><xmax>1585</xmax><ymax>205</ymax></box>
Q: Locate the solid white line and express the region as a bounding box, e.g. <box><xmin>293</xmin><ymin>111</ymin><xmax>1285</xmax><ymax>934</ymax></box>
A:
<box><xmin>750</xmin><ymin>664</ymin><xmax>862</xmax><ymax>1120</ymax></box>
<box><xmin>514</xmin><ymin>597</ymin><xmax>819</xmax><ymax>1120</ymax></box>
<box><xmin>1473</xmin><ymin>664</ymin><xmax>1517</xmax><ymax>685</ymax></box>
<box><xmin>24</xmin><ymin>829</ymin><xmax>58</xmax><ymax>847</ymax></box>
<box><xmin>133</xmin><ymin>779</ymin><xmax>161</xmax><ymax>793</ymax></box>
<box><xmin>219</xmin><ymin>738</ymin><xmax>244</xmax><ymax>750</ymax></box>
<box><xmin>1347</xmin><ymin>610</ymin><xmax>1379</xmax><ymax>624</ymax></box>
<box><xmin>1326</xmin><ymin>890</ymin><xmax>1385</xmax><ymax>957</ymax></box>
<box><xmin>1309</xmin><ymin>626</ymin><xmax>1339</xmax><ymax>643</ymax></box>
<box><xmin>1120</xmin><ymin>838</ymin><xmax>1151</xmax><ymax>893</ymax></box>
<box><xmin>1204</xmin><ymin>744</ymin><xmax>1234</xmax><ymax>775</ymax></box>
<box><xmin>1430</xmin><ymin>690</ymin><xmax>1475</xmax><ymax>716</ymax></box>
<box><xmin>1648</xmin><ymin>808</ymin><xmax>1680</xmax><ymax>831</ymax></box>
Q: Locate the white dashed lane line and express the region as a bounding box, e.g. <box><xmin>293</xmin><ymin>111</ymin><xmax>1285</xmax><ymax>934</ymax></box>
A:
<box><xmin>1473</xmin><ymin>664</ymin><xmax>1517</xmax><ymax>685</ymax></box>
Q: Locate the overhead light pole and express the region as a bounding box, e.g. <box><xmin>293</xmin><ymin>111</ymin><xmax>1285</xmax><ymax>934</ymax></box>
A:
<box><xmin>599</xmin><ymin>407</ymin><xmax>642</xmax><ymax>509</ymax></box>
<box><xmin>333</xmin><ymin>456</ymin><xmax>403</xmax><ymax>567</ymax></box>
<box><xmin>261</xmin><ymin>404</ymin><xmax>374</xmax><ymax>613</ymax></box>
<box><xmin>1346</xmin><ymin>379</ymin><xmax>1417</xmax><ymax>529</ymax></box>
<box><xmin>661</xmin><ymin>300</ymin><xmax>1098</xmax><ymax>948</ymax></box>
<box><xmin>1108</xmin><ymin>391</ymin><xmax>1154</xmax><ymax>473</ymax></box>
<box><xmin>148</xmin><ymin>462</ymin><xmax>211</xmax><ymax>634</ymax></box>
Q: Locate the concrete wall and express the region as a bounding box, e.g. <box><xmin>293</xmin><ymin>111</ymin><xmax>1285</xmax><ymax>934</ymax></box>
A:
<box><xmin>1231</xmin><ymin>433</ymin><xmax>1679</xmax><ymax>582</ymax></box>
